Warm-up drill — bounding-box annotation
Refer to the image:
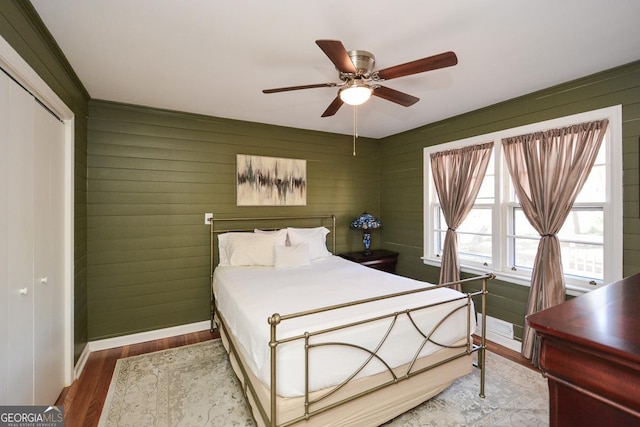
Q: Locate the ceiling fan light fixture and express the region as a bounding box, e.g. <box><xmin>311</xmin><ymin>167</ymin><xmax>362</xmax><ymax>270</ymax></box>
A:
<box><xmin>263</xmin><ymin>40</ymin><xmax>458</xmax><ymax>117</ymax></box>
<box><xmin>339</xmin><ymin>80</ymin><xmax>373</xmax><ymax>106</ymax></box>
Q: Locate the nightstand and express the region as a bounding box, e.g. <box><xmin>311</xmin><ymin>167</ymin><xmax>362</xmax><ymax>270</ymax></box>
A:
<box><xmin>339</xmin><ymin>249</ymin><xmax>398</xmax><ymax>274</ymax></box>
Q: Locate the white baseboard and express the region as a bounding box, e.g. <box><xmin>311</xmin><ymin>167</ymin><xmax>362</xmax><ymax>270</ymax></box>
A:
<box><xmin>88</xmin><ymin>320</ymin><xmax>211</xmax><ymax>353</ymax></box>
<box><xmin>74</xmin><ymin>343</ymin><xmax>91</xmax><ymax>379</ymax></box>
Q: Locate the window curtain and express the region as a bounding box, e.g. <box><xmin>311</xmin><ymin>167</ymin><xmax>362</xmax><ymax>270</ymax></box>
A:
<box><xmin>430</xmin><ymin>142</ymin><xmax>493</xmax><ymax>291</ymax></box>
<box><xmin>502</xmin><ymin>119</ymin><xmax>609</xmax><ymax>366</ymax></box>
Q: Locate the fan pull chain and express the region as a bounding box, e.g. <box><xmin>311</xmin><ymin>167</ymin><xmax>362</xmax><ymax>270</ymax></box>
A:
<box><xmin>352</xmin><ymin>105</ymin><xmax>358</xmax><ymax>156</ymax></box>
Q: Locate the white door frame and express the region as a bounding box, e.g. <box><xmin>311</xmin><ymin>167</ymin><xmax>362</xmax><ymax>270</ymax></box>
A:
<box><xmin>0</xmin><ymin>35</ymin><xmax>75</xmax><ymax>386</ymax></box>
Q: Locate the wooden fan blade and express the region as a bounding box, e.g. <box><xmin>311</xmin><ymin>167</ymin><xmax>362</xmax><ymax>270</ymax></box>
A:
<box><xmin>263</xmin><ymin>83</ymin><xmax>337</xmax><ymax>94</ymax></box>
<box><xmin>376</xmin><ymin>51</ymin><xmax>458</xmax><ymax>80</ymax></box>
<box><xmin>321</xmin><ymin>96</ymin><xmax>344</xmax><ymax>117</ymax></box>
<box><xmin>373</xmin><ymin>86</ymin><xmax>419</xmax><ymax>107</ymax></box>
<box><xmin>316</xmin><ymin>40</ymin><xmax>357</xmax><ymax>74</ymax></box>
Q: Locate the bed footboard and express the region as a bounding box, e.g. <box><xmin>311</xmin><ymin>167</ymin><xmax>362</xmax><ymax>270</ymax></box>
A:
<box><xmin>263</xmin><ymin>274</ymin><xmax>492</xmax><ymax>427</ymax></box>
<box><xmin>214</xmin><ymin>273</ymin><xmax>492</xmax><ymax>427</ymax></box>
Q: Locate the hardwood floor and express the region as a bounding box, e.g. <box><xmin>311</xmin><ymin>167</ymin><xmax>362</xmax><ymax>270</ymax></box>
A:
<box><xmin>56</xmin><ymin>331</ymin><xmax>536</xmax><ymax>427</ymax></box>
<box><xmin>476</xmin><ymin>336</ymin><xmax>536</xmax><ymax>370</ymax></box>
<box><xmin>56</xmin><ymin>330</ymin><xmax>219</xmax><ymax>427</ymax></box>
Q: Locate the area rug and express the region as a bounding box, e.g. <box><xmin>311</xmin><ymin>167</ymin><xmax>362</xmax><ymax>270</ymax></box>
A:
<box><xmin>98</xmin><ymin>339</ymin><xmax>548</xmax><ymax>427</ymax></box>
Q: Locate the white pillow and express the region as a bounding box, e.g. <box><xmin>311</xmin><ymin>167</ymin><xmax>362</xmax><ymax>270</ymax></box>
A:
<box><xmin>217</xmin><ymin>233</ymin><xmax>232</xmax><ymax>266</ymax></box>
<box><xmin>274</xmin><ymin>243</ymin><xmax>311</xmax><ymax>269</ymax></box>
<box><xmin>287</xmin><ymin>226</ymin><xmax>332</xmax><ymax>260</ymax></box>
<box><xmin>218</xmin><ymin>230</ymin><xmax>286</xmax><ymax>266</ymax></box>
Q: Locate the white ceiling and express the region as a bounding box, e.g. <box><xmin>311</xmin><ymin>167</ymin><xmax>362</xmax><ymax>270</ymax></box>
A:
<box><xmin>31</xmin><ymin>1</ymin><xmax>640</xmax><ymax>139</ymax></box>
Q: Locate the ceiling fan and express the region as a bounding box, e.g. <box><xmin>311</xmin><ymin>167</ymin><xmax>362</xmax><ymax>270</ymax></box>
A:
<box><xmin>262</xmin><ymin>39</ymin><xmax>458</xmax><ymax>117</ymax></box>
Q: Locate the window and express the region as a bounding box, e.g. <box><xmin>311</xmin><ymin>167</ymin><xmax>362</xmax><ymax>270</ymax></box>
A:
<box><xmin>432</xmin><ymin>154</ymin><xmax>495</xmax><ymax>268</ymax></box>
<box><xmin>424</xmin><ymin>106</ymin><xmax>622</xmax><ymax>294</ymax></box>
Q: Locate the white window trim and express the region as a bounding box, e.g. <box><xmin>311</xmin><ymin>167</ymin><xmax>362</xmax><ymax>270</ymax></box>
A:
<box><xmin>423</xmin><ymin>105</ymin><xmax>623</xmax><ymax>296</ymax></box>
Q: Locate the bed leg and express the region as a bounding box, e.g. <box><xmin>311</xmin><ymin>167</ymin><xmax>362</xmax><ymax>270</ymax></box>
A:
<box><xmin>210</xmin><ymin>216</ymin><xmax>215</xmax><ymax>333</ymax></box>
<box><xmin>479</xmin><ymin>274</ymin><xmax>490</xmax><ymax>398</ymax></box>
<box><xmin>210</xmin><ymin>302</ymin><xmax>214</xmax><ymax>332</ymax></box>
<box><xmin>210</xmin><ymin>293</ymin><xmax>216</xmax><ymax>332</ymax></box>
<box><xmin>479</xmin><ymin>343</ymin><xmax>486</xmax><ymax>398</ymax></box>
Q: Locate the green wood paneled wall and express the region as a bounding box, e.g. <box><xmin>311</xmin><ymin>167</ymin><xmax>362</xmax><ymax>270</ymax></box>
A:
<box><xmin>87</xmin><ymin>100</ymin><xmax>380</xmax><ymax>339</ymax></box>
<box><xmin>0</xmin><ymin>1</ymin><xmax>90</xmax><ymax>362</ymax></box>
<box><xmin>379</xmin><ymin>60</ymin><xmax>640</xmax><ymax>342</ymax></box>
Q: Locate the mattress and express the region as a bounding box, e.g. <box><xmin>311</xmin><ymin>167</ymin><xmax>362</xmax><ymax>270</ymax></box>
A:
<box><xmin>213</xmin><ymin>255</ymin><xmax>475</xmax><ymax>398</ymax></box>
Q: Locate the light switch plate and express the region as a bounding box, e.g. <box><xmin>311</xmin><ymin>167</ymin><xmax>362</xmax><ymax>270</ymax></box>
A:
<box><xmin>204</xmin><ymin>213</ymin><xmax>213</xmax><ymax>225</ymax></box>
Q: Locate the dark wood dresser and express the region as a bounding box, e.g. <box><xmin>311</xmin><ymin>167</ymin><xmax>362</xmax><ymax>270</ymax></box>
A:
<box><xmin>527</xmin><ymin>273</ymin><xmax>640</xmax><ymax>426</ymax></box>
<box><xmin>339</xmin><ymin>249</ymin><xmax>398</xmax><ymax>273</ymax></box>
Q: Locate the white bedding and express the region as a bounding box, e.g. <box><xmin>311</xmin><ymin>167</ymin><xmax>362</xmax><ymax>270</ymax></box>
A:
<box><xmin>213</xmin><ymin>255</ymin><xmax>475</xmax><ymax>397</ymax></box>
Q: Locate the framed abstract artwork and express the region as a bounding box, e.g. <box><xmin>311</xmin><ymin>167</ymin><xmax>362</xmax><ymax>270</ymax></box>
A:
<box><xmin>236</xmin><ymin>154</ymin><xmax>307</xmax><ymax>206</ymax></box>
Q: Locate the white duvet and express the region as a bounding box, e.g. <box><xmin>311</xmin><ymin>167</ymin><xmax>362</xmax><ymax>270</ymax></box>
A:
<box><xmin>213</xmin><ymin>255</ymin><xmax>475</xmax><ymax>397</ymax></box>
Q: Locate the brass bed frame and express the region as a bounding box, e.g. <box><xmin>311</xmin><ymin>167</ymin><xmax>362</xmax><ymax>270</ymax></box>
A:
<box><xmin>209</xmin><ymin>214</ymin><xmax>492</xmax><ymax>427</ymax></box>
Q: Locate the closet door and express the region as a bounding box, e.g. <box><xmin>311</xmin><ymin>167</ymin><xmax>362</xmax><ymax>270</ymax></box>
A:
<box><xmin>0</xmin><ymin>70</ymin><xmax>65</xmax><ymax>405</ymax></box>
<box><xmin>33</xmin><ymin>102</ymin><xmax>65</xmax><ymax>404</ymax></box>
<box><xmin>4</xmin><ymin>71</ymin><xmax>36</xmax><ymax>405</ymax></box>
